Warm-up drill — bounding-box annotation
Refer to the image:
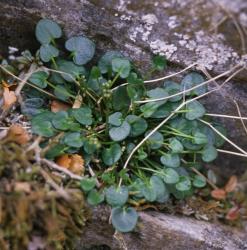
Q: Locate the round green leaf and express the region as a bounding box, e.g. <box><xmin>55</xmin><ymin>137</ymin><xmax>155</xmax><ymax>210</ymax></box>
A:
<box><xmin>109</xmin><ymin>121</ymin><xmax>131</xmax><ymax>141</ymax></box>
<box><xmin>65</xmin><ymin>36</ymin><xmax>95</xmax><ymax>65</ymax></box>
<box><xmin>112</xmin><ymin>58</ymin><xmax>131</xmax><ymax>78</ymax></box>
<box><xmin>52</xmin><ymin>111</ymin><xmax>71</xmax><ymax>130</ymax></box>
<box><xmin>150</xmin><ymin>175</ymin><xmax>170</xmax><ymax>203</ymax></box>
<box><xmin>140</xmin><ymin>102</ymin><xmax>159</xmax><ymax>118</ymax></box>
<box><xmin>193</xmin><ymin>175</ymin><xmax>207</xmax><ymax>188</ymax></box>
<box><xmin>146</xmin><ymin>131</ymin><xmax>164</xmax><ymax>149</ymax></box>
<box><xmin>98</xmin><ymin>51</ymin><xmax>124</xmax><ymax>74</ymax></box>
<box><xmin>108</xmin><ymin>112</ymin><xmax>123</xmax><ymax>126</ymax></box>
<box><xmin>40</xmin><ymin>44</ymin><xmax>59</xmax><ymax>62</ymax></box>
<box><xmin>102</xmin><ymin>144</ymin><xmax>122</xmax><ymax>166</ymax></box>
<box><xmin>63</xmin><ymin>132</ymin><xmax>83</xmax><ymax>148</ymax></box>
<box><xmin>162</xmin><ymin>168</ymin><xmax>179</xmax><ymax>184</ymax></box>
<box><xmin>181</xmin><ymin>72</ymin><xmax>206</xmax><ymax>96</ymax></box>
<box><xmin>140</xmin><ymin>184</ymin><xmax>157</xmax><ymax>202</ymax></box>
<box><xmin>111</xmin><ymin>207</ymin><xmax>138</xmax><ymax>233</ymax></box>
<box><xmin>193</xmin><ymin>131</ymin><xmax>208</xmax><ymax>145</ymax></box>
<box><xmin>29</xmin><ymin>71</ymin><xmax>49</xmax><ymax>88</ymax></box>
<box><xmin>35</xmin><ymin>19</ymin><xmax>62</xmax><ymax>44</ymax></box>
<box><xmin>169</xmin><ymin>138</ymin><xmax>184</xmax><ymax>153</ymax></box>
<box><xmin>54</xmin><ymin>85</ymin><xmax>71</xmax><ymax>101</ymax></box>
<box><xmin>152</xmin><ymin>55</ymin><xmax>167</xmax><ymax>71</ymax></box>
<box><xmin>80</xmin><ymin>178</ymin><xmax>97</xmax><ymax>192</ymax></box>
<box><xmin>160</xmin><ymin>154</ymin><xmax>180</xmax><ymax>168</ymax></box>
<box><xmin>202</xmin><ymin>145</ymin><xmax>218</xmax><ymax>162</ymax></box>
<box><xmin>106</xmin><ymin>186</ymin><xmax>129</xmax><ymax>207</ymax></box>
<box><xmin>71</xmin><ymin>106</ymin><xmax>93</xmax><ymax>126</ymax></box>
<box><xmin>57</xmin><ymin>60</ymin><xmax>86</xmax><ymax>82</ymax></box>
<box><xmin>83</xmin><ymin>139</ymin><xmax>98</xmax><ymax>154</ymax></box>
<box><xmin>175</xmin><ymin>176</ymin><xmax>191</xmax><ymax>191</ymax></box>
<box><xmin>185</xmin><ymin>100</ymin><xmax>206</xmax><ymax>120</ymax></box>
<box><xmin>163</xmin><ymin>80</ymin><xmax>182</xmax><ymax>102</ymax></box>
<box><xmin>126</xmin><ymin>115</ymin><xmax>148</xmax><ymax>137</ymax></box>
<box><xmin>112</xmin><ymin>86</ymin><xmax>131</xmax><ymax>111</ymax></box>
<box><xmin>31</xmin><ymin>111</ymin><xmax>56</xmax><ymax>137</ymax></box>
<box><xmin>150</xmin><ymin>102</ymin><xmax>177</xmax><ymax>118</ymax></box>
<box><xmin>87</xmin><ymin>189</ymin><xmax>104</xmax><ymax>206</ymax></box>
<box><xmin>147</xmin><ymin>87</ymin><xmax>168</xmax><ymax>105</ymax></box>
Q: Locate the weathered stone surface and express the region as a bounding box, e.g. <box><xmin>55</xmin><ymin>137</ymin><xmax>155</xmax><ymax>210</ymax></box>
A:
<box><xmin>78</xmin><ymin>206</ymin><xmax>247</xmax><ymax>250</ymax></box>
<box><xmin>0</xmin><ymin>0</ymin><xmax>246</xmax><ymax>176</ymax></box>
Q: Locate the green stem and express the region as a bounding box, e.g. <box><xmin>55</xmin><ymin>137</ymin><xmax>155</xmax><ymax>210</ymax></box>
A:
<box><xmin>51</xmin><ymin>57</ymin><xmax>58</xmax><ymax>69</ymax></box>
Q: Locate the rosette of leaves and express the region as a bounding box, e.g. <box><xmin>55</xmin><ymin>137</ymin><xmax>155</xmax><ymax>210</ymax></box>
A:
<box><xmin>17</xmin><ymin>19</ymin><xmax>228</xmax><ymax>233</ymax></box>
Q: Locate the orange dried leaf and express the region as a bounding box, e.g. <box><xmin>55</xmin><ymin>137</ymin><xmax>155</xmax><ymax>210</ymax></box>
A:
<box><xmin>69</xmin><ymin>154</ymin><xmax>84</xmax><ymax>175</ymax></box>
<box><xmin>226</xmin><ymin>206</ymin><xmax>240</xmax><ymax>221</ymax></box>
<box><xmin>51</xmin><ymin>100</ymin><xmax>70</xmax><ymax>113</ymax></box>
<box><xmin>224</xmin><ymin>175</ymin><xmax>238</xmax><ymax>193</ymax></box>
<box><xmin>56</xmin><ymin>154</ymin><xmax>71</xmax><ymax>169</ymax></box>
<box><xmin>56</xmin><ymin>154</ymin><xmax>84</xmax><ymax>175</ymax></box>
<box><xmin>2</xmin><ymin>87</ymin><xmax>17</xmax><ymax>110</ymax></box>
<box><xmin>211</xmin><ymin>189</ymin><xmax>226</xmax><ymax>200</ymax></box>
<box><xmin>7</xmin><ymin>124</ymin><xmax>30</xmax><ymax>144</ymax></box>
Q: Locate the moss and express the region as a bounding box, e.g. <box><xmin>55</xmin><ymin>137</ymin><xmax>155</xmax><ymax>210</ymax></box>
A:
<box><xmin>0</xmin><ymin>142</ymin><xmax>88</xmax><ymax>250</ymax></box>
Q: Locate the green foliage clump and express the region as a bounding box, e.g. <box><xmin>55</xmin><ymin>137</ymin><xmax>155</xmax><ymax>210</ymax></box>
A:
<box><xmin>2</xmin><ymin>19</ymin><xmax>227</xmax><ymax>233</ymax></box>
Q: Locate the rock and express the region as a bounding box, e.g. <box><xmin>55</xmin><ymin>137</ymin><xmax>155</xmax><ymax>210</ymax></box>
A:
<box><xmin>0</xmin><ymin>0</ymin><xmax>246</xmax><ymax>176</ymax></box>
<box><xmin>78</xmin><ymin>206</ymin><xmax>247</xmax><ymax>250</ymax></box>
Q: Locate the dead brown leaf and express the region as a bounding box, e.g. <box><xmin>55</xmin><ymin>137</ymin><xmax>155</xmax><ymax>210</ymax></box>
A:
<box><xmin>56</xmin><ymin>154</ymin><xmax>84</xmax><ymax>175</ymax></box>
<box><xmin>211</xmin><ymin>189</ymin><xmax>226</xmax><ymax>200</ymax></box>
<box><xmin>2</xmin><ymin>86</ymin><xmax>17</xmax><ymax>110</ymax></box>
<box><xmin>7</xmin><ymin>124</ymin><xmax>30</xmax><ymax>144</ymax></box>
<box><xmin>224</xmin><ymin>175</ymin><xmax>238</xmax><ymax>193</ymax></box>
<box><xmin>50</xmin><ymin>100</ymin><xmax>70</xmax><ymax>113</ymax></box>
<box><xmin>14</xmin><ymin>182</ymin><xmax>31</xmax><ymax>193</ymax></box>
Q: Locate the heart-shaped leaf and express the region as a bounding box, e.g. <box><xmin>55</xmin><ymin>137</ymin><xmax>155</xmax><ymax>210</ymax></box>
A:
<box><xmin>112</xmin><ymin>86</ymin><xmax>131</xmax><ymax>111</ymax></box>
<box><xmin>147</xmin><ymin>87</ymin><xmax>168</xmax><ymax>106</ymax></box>
<box><xmin>193</xmin><ymin>131</ymin><xmax>208</xmax><ymax>145</ymax></box>
<box><xmin>162</xmin><ymin>168</ymin><xmax>179</xmax><ymax>184</ymax></box>
<box><xmin>80</xmin><ymin>177</ymin><xmax>97</xmax><ymax>192</ymax></box>
<box><xmin>193</xmin><ymin>175</ymin><xmax>206</xmax><ymax>188</ymax></box>
<box><xmin>112</xmin><ymin>58</ymin><xmax>131</xmax><ymax>78</ymax></box>
<box><xmin>176</xmin><ymin>176</ymin><xmax>191</xmax><ymax>191</ymax></box>
<box><xmin>181</xmin><ymin>72</ymin><xmax>206</xmax><ymax>96</ymax></box>
<box><xmin>54</xmin><ymin>85</ymin><xmax>72</xmax><ymax>101</ymax></box>
<box><xmin>87</xmin><ymin>189</ymin><xmax>104</xmax><ymax>206</ymax></box>
<box><xmin>102</xmin><ymin>144</ymin><xmax>122</xmax><ymax>166</ymax></box>
<box><xmin>29</xmin><ymin>71</ymin><xmax>49</xmax><ymax>88</ymax></box>
<box><xmin>109</xmin><ymin>121</ymin><xmax>131</xmax><ymax>141</ymax></box>
<box><xmin>108</xmin><ymin>112</ymin><xmax>123</xmax><ymax>126</ymax></box>
<box><xmin>35</xmin><ymin>19</ymin><xmax>62</xmax><ymax>44</ymax></box>
<box><xmin>126</xmin><ymin>115</ymin><xmax>148</xmax><ymax>137</ymax></box>
<box><xmin>40</xmin><ymin>44</ymin><xmax>59</xmax><ymax>62</ymax></box>
<box><xmin>140</xmin><ymin>102</ymin><xmax>159</xmax><ymax>118</ymax></box>
<box><xmin>111</xmin><ymin>207</ymin><xmax>138</xmax><ymax>232</ymax></box>
<box><xmin>150</xmin><ymin>175</ymin><xmax>170</xmax><ymax>203</ymax></box>
<box><xmin>98</xmin><ymin>51</ymin><xmax>124</xmax><ymax>74</ymax></box>
<box><xmin>202</xmin><ymin>145</ymin><xmax>218</xmax><ymax>162</ymax></box>
<box><xmin>163</xmin><ymin>80</ymin><xmax>182</xmax><ymax>102</ymax></box>
<box><xmin>65</xmin><ymin>36</ymin><xmax>95</xmax><ymax>65</ymax></box>
<box><xmin>51</xmin><ymin>111</ymin><xmax>72</xmax><ymax>130</ymax></box>
<box><xmin>31</xmin><ymin>111</ymin><xmax>56</xmax><ymax>137</ymax></box>
<box><xmin>57</xmin><ymin>60</ymin><xmax>86</xmax><ymax>82</ymax></box>
<box><xmin>152</xmin><ymin>55</ymin><xmax>167</xmax><ymax>71</ymax></box>
<box><xmin>169</xmin><ymin>138</ymin><xmax>184</xmax><ymax>153</ymax></box>
<box><xmin>185</xmin><ymin>100</ymin><xmax>206</xmax><ymax>120</ymax></box>
<box><xmin>105</xmin><ymin>186</ymin><xmax>129</xmax><ymax>207</ymax></box>
<box><xmin>160</xmin><ymin>154</ymin><xmax>180</xmax><ymax>168</ymax></box>
<box><xmin>71</xmin><ymin>106</ymin><xmax>93</xmax><ymax>126</ymax></box>
<box><xmin>63</xmin><ymin>132</ymin><xmax>84</xmax><ymax>148</ymax></box>
<box><xmin>146</xmin><ymin>130</ymin><xmax>164</xmax><ymax>149</ymax></box>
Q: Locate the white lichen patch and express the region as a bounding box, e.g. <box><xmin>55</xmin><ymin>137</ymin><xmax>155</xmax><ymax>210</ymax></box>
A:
<box><xmin>150</xmin><ymin>39</ymin><xmax>178</xmax><ymax>59</ymax></box>
<box><xmin>129</xmin><ymin>13</ymin><xmax>158</xmax><ymax>43</ymax></box>
<box><xmin>168</xmin><ymin>16</ymin><xmax>180</xmax><ymax>29</ymax></box>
